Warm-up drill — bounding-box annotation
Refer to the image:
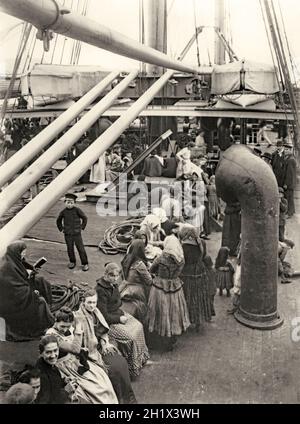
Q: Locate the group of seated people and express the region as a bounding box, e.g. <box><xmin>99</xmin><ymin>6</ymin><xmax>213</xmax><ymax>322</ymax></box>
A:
<box><xmin>0</xmin><ymin>241</ymin><xmax>148</xmax><ymax>404</ymax></box>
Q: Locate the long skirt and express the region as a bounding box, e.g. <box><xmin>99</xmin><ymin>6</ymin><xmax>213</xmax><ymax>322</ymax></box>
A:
<box><xmin>108</xmin><ymin>312</ymin><xmax>149</xmax><ymax>378</ymax></box>
<box><xmin>181</xmin><ymin>271</ymin><xmax>212</xmax><ymax>325</ymax></box>
<box><xmin>216</xmin><ymin>269</ymin><xmax>234</xmax><ymax>290</ymax></box>
<box><xmin>147</xmin><ymin>277</ymin><xmax>190</xmax><ymax>338</ymax></box>
<box><xmin>103</xmin><ymin>353</ymin><xmax>137</xmax><ymax>404</ymax></box>
<box><xmin>55</xmin><ymin>353</ymin><xmax>118</xmax><ymax>404</ymax></box>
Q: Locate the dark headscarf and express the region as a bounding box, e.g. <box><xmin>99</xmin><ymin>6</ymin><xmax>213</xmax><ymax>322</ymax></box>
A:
<box><xmin>133</xmin><ymin>229</ymin><xmax>148</xmax><ymax>246</ymax></box>
<box><xmin>121</xmin><ymin>239</ymin><xmax>148</xmax><ymax>280</ymax></box>
<box><xmin>4</xmin><ymin>240</ymin><xmax>28</xmax><ymax>280</ymax></box>
<box><xmin>178</xmin><ymin>224</ymin><xmax>206</xmax><ymax>257</ymax></box>
<box><xmin>215</xmin><ymin>246</ymin><xmax>230</xmax><ymax>269</ymax></box>
<box><xmin>0</xmin><ymin>240</ymin><xmax>54</xmax><ymax>337</ymax></box>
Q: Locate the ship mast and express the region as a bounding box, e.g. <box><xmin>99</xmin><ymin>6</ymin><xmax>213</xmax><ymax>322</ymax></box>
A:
<box><xmin>214</xmin><ymin>0</ymin><xmax>226</xmax><ymax>65</ymax></box>
<box><xmin>144</xmin><ymin>0</ymin><xmax>167</xmax><ymax>76</ymax></box>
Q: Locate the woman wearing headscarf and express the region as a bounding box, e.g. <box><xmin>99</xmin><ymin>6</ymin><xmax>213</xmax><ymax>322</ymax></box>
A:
<box><xmin>95</xmin><ymin>263</ymin><xmax>149</xmax><ymax>379</ymax></box>
<box><xmin>179</xmin><ymin>225</ymin><xmax>212</xmax><ymax>330</ymax></box>
<box><xmin>46</xmin><ymin>306</ymin><xmax>120</xmax><ymax>404</ymax></box>
<box><xmin>147</xmin><ymin>233</ymin><xmax>190</xmax><ymax>350</ymax></box>
<box><xmin>0</xmin><ymin>241</ymin><xmax>54</xmax><ymax>340</ymax></box>
<box><xmin>140</xmin><ymin>214</ymin><xmax>163</xmax><ymax>261</ymax></box>
<box><xmin>152</xmin><ymin>207</ymin><xmax>176</xmax><ymax>240</ymax></box>
<box><xmin>120</xmin><ymin>240</ymin><xmax>153</xmax><ymax>322</ymax></box>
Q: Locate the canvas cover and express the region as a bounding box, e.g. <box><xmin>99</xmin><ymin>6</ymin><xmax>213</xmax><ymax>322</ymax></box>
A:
<box><xmin>20</xmin><ymin>64</ymin><xmax>111</xmax><ymax>100</ymax></box>
<box><xmin>211</xmin><ymin>60</ymin><xmax>279</xmax><ymax>95</ymax></box>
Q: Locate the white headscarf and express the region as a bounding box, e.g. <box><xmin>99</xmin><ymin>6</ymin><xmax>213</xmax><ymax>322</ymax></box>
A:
<box><xmin>163</xmin><ymin>234</ymin><xmax>184</xmax><ymax>263</ymax></box>
<box><xmin>152</xmin><ymin>207</ymin><xmax>168</xmax><ymax>223</ymax></box>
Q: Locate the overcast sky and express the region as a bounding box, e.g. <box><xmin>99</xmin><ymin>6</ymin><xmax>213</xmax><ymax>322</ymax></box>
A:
<box><xmin>0</xmin><ymin>0</ymin><xmax>300</xmax><ymax>75</ymax></box>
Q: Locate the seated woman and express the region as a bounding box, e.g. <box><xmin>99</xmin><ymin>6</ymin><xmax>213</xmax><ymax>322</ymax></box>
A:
<box><xmin>36</xmin><ymin>335</ymin><xmax>78</xmax><ymax>404</ymax></box>
<box><xmin>46</xmin><ymin>307</ymin><xmax>118</xmax><ymax>404</ymax></box>
<box><xmin>147</xmin><ymin>234</ymin><xmax>190</xmax><ymax>351</ymax></box>
<box><xmin>121</xmin><ymin>240</ymin><xmax>153</xmax><ymax>322</ymax></box>
<box><xmin>0</xmin><ymin>241</ymin><xmax>54</xmax><ymax>340</ymax></box>
<box><xmin>96</xmin><ymin>263</ymin><xmax>150</xmax><ymax>379</ymax></box>
<box><xmin>74</xmin><ymin>293</ymin><xmax>137</xmax><ymax>404</ymax></box>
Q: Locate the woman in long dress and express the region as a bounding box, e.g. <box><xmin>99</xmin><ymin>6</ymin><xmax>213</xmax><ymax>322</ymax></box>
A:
<box><xmin>179</xmin><ymin>224</ymin><xmax>212</xmax><ymax>330</ymax></box>
<box><xmin>95</xmin><ymin>263</ymin><xmax>149</xmax><ymax>379</ymax></box>
<box><xmin>0</xmin><ymin>241</ymin><xmax>54</xmax><ymax>340</ymax></box>
<box><xmin>147</xmin><ymin>234</ymin><xmax>190</xmax><ymax>349</ymax></box>
<box><xmin>46</xmin><ymin>307</ymin><xmax>118</xmax><ymax>404</ymax></box>
<box><xmin>207</xmin><ymin>176</ymin><xmax>220</xmax><ymax>219</ymax></box>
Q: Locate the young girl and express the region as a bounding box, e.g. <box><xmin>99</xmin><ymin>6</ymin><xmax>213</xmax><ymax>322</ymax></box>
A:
<box><xmin>215</xmin><ymin>246</ymin><xmax>234</xmax><ymax>297</ymax></box>
<box><xmin>203</xmin><ymin>255</ymin><xmax>216</xmax><ymax>317</ymax></box>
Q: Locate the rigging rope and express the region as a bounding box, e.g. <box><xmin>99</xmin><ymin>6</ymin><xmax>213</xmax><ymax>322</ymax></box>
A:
<box><xmin>269</xmin><ymin>0</ymin><xmax>299</xmax><ymax>146</ymax></box>
<box><xmin>278</xmin><ymin>0</ymin><xmax>299</xmax><ymax>86</ymax></box>
<box><xmin>0</xmin><ymin>23</ymin><xmax>32</xmax><ymax>127</ymax></box>
<box><xmin>193</xmin><ymin>0</ymin><xmax>201</xmax><ymax>67</ymax></box>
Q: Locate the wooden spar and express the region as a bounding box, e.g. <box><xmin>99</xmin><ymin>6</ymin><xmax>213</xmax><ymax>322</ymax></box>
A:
<box><xmin>0</xmin><ymin>70</ymin><xmax>175</xmax><ymax>255</ymax></box>
<box><xmin>0</xmin><ymin>71</ymin><xmax>119</xmax><ymax>188</ymax></box>
<box><xmin>0</xmin><ymin>0</ymin><xmax>212</xmax><ymax>75</ymax></box>
<box><xmin>0</xmin><ymin>71</ymin><xmax>139</xmax><ymax>219</ymax></box>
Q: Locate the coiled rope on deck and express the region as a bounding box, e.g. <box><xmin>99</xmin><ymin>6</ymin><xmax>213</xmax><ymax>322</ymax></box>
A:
<box><xmin>50</xmin><ymin>282</ymin><xmax>88</xmax><ymax>313</ymax></box>
<box><xmin>98</xmin><ymin>218</ymin><xmax>143</xmax><ymax>255</ymax></box>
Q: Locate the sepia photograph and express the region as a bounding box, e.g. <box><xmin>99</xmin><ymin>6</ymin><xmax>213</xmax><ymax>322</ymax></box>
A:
<box><xmin>0</xmin><ymin>0</ymin><xmax>299</xmax><ymax>407</ymax></box>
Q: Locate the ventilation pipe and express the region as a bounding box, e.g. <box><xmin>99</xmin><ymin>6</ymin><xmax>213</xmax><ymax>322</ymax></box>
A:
<box><xmin>215</xmin><ymin>145</ymin><xmax>283</xmax><ymax>330</ymax></box>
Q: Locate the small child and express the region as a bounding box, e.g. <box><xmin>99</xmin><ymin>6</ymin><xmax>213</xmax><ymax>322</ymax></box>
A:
<box><xmin>227</xmin><ymin>254</ymin><xmax>241</xmax><ymax>314</ymax></box>
<box><xmin>278</xmin><ymin>239</ymin><xmax>295</xmax><ymax>284</ymax></box>
<box><xmin>56</xmin><ymin>193</ymin><xmax>89</xmax><ymax>271</ymax></box>
<box><xmin>215</xmin><ymin>246</ymin><xmax>234</xmax><ymax>297</ymax></box>
<box><xmin>203</xmin><ymin>255</ymin><xmax>216</xmax><ymax>316</ymax></box>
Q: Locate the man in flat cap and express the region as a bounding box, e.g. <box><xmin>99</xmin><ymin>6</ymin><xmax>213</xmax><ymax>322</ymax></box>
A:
<box><xmin>56</xmin><ymin>193</ymin><xmax>89</xmax><ymax>271</ymax></box>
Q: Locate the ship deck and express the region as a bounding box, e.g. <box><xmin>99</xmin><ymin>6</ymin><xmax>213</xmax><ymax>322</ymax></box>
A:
<box><xmin>0</xmin><ymin>182</ymin><xmax>300</xmax><ymax>404</ymax></box>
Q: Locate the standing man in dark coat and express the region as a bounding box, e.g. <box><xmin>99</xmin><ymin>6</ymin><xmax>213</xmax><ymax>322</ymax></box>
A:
<box><xmin>271</xmin><ymin>140</ymin><xmax>286</xmax><ymax>188</ymax></box>
<box><xmin>56</xmin><ymin>193</ymin><xmax>89</xmax><ymax>271</ymax></box>
<box><xmin>283</xmin><ymin>141</ymin><xmax>297</xmax><ymax>217</ymax></box>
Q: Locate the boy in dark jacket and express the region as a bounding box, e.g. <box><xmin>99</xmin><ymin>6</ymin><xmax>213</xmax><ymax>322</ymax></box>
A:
<box><xmin>56</xmin><ymin>193</ymin><xmax>89</xmax><ymax>271</ymax></box>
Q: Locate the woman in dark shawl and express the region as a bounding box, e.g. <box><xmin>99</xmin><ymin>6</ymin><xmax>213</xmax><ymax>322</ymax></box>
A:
<box><xmin>120</xmin><ymin>240</ymin><xmax>152</xmax><ymax>322</ymax></box>
<box><xmin>0</xmin><ymin>241</ymin><xmax>54</xmax><ymax>340</ymax></box>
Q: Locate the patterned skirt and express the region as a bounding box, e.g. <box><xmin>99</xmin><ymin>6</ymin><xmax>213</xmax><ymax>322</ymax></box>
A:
<box><xmin>181</xmin><ymin>270</ymin><xmax>212</xmax><ymax>325</ymax></box>
<box><xmin>55</xmin><ymin>353</ymin><xmax>118</xmax><ymax>404</ymax></box>
<box><xmin>108</xmin><ymin>312</ymin><xmax>149</xmax><ymax>378</ymax></box>
<box><xmin>147</xmin><ymin>277</ymin><xmax>190</xmax><ymax>338</ymax></box>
